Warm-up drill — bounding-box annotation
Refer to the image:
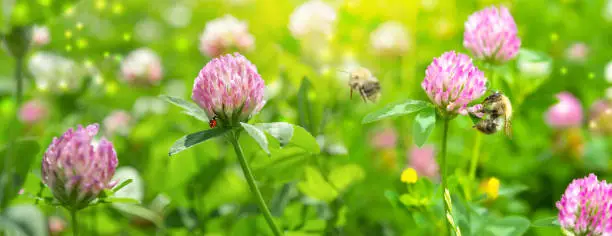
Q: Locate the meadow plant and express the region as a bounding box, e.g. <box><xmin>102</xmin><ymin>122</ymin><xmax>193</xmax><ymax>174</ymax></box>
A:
<box><xmin>42</xmin><ymin>124</ymin><xmax>118</xmax><ymax>235</ymax></box>
<box><xmin>545</xmin><ymin>92</ymin><xmax>584</xmax><ymax>129</ymax></box>
<box><xmin>463</xmin><ymin>6</ymin><xmax>521</xmax><ymax>64</ymax></box>
<box><xmin>556</xmin><ymin>174</ymin><xmax>612</xmax><ymax>235</ymax></box>
<box><xmin>120</xmin><ymin>48</ymin><xmax>163</xmax><ymax>86</ymax></box>
<box><xmin>198</xmin><ymin>15</ymin><xmax>255</xmax><ymax>58</ymax></box>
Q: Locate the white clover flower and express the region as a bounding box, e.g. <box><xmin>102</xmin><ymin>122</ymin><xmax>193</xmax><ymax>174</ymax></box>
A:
<box><xmin>120</xmin><ymin>48</ymin><xmax>163</xmax><ymax>86</ymax></box>
<box><xmin>518</xmin><ymin>59</ymin><xmax>552</xmax><ymax>79</ymax></box>
<box><xmin>604</xmin><ymin>0</ymin><xmax>612</xmax><ymax>22</ymax></box>
<box><xmin>605</xmin><ymin>61</ymin><xmax>612</xmax><ymax>83</ymax></box>
<box><xmin>31</xmin><ymin>25</ymin><xmax>50</xmax><ymax>46</ymax></box>
<box><xmin>28</xmin><ymin>52</ymin><xmax>85</xmax><ymax>93</ymax></box>
<box><xmin>370</xmin><ymin>21</ymin><xmax>411</xmax><ymax>56</ymax></box>
<box><xmin>111</xmin><ymin>166</ymin><xmax>144</xmax><ymax>204</ymax></box>
<box><xmin>199</xmin><ymin>15</ymin><xmax>255</xmax><ymax>57</ymax></box>
<box><xmin>289</xmin><ymin>0</ymin><xmax>337</xmax><ymax>40</ymax></box>
<box><xmin>163</xmin><ymin>4</ymin><xmax>192</xmax><ymax>28</ymax></box>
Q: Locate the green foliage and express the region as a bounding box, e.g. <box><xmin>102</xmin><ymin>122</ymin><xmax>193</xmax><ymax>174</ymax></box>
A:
<box><xmin>168</xmin><ymin>128</ymin><xmax>230</xmax><ymax>156</ymax></box>
<box><xmin>531</xmin><ymin>216</ymin><xmax>560</xmax><ymax>228</ymax></box>
<box><xmin>1</xmin><ymin>0</ymin><xmax>610</xmax><ymax>235</ymax></box>
<box><xmin>0</xmin><ymin>139</ymin><xmax>40</xmax><ymax>209</ymax></box>
<box><xmin>412</xmin><ymin>106</ymin><xmax>436</xmax><ymax>147</ymax></box>
<box><xmin>0</xmin><ymin>205</ymin><xmax>47</xmax><ymax>236</ymax></box>
<box><xmin>160</xmin><ymin>95</ymin><xmax>209</xmax><ymax>122</ymax></box>
<box><xmin>362</xmin><ymin>99</ymin><xmax>430</xmax><ymax>124</ymax></box>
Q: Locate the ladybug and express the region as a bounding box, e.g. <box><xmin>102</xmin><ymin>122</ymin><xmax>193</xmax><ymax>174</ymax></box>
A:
<box><xmin>209</xmin><ymin>115</ymin><xmax>218</xmax><ymax>128</ymax></box>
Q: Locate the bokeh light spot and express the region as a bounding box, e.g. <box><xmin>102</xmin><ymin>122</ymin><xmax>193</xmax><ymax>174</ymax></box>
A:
<box><xmin>76</xmin><ymin>22</ymin><xmax>84</xmax><ymax>30</ymax></box>
<box><xmin>65</xmin><ymin>30</ymin><xmax>73</xmax><ymax>39</ymax></box>
<box><xmin>105</xmin><ymin>81</ymin><xmax>119</xmax><ymax>95</ymax></box>
<box><xmin>560</xmin><ymin>67</ymin><xmax>568</xmax><ymax>75</ymax></box>
<box><xmin>77</xmin><ymin>38</ymin><xmax>88</xmax><ymax>49</ymax></box>
<box><xmin>96</xmin><ymin>0</ymin><xmax>107</xmax><ymax>10</ymax></box>
<box><xmin>37</xmin><ymin>0</ymin><xmax>51</xmax><ymax>6</ymax></box>
<box><xmin>112</xmin><ymin>3</ymin><xmax>124</xmax><ymax>14</ymax></box>
<box><xmin>64</xmin><ymin>6</ymin><xmax>74</xmax><ymax>16</ymax></box>
<box><xmin>550</xmin><ymin>33</ymin><xmax>559</xmax><ymax>42</ymax></box>
<box><xmin>175</xmin><ymin>37</ymin><xmax>188</xmax><ymax>52</ymax></box>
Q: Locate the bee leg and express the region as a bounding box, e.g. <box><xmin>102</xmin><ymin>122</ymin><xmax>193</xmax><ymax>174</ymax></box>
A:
<box><xmin>350</xmin><ymin>88</ymin><xmax>354</xmax><ymax>99</ymax></box>
<box><xmin>359</xmin><ymin>88</ymin><xmax>368</xmax><ymax>102</ymax></box>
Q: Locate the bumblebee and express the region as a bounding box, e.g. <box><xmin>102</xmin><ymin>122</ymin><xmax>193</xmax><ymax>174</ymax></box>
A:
<box><xmin>346</xmin><ymin>67</ymin><xmax>381</xmax><ymax>103</ymax></box>
<box><xmin>474</xmin><ymin>91</ymin><xmax>513</xmax><ymax>137</ymax></box>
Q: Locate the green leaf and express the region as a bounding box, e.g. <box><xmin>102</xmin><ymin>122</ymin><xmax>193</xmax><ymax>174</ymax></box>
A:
<box><xmin>485</xmin><ymin>216</ymin><xmax>530</xmax><ymax>236</ymax></box>
<box><xmin>0</xmin><ymin>205</ymin><xmax>48</xmax><ymax>236</ymax></box>
<box><xmin>0</xmin><ymin>1</ymin><xmax>14</xmax><ymax>34</ymax></box>
<box><xmin>498</xmin><ymin>184</ymin><xmax>528</xmax><ymax>198</ymax></box>
<box><xmin>297</xmin><ymin>167</ymin><xmax>338</xmax><ymax>202</ymax></box>
<box><xmin>105</xmin><ymin>197</ymin><xmax>140</xmax><ymax>204</ymax></box>
<box><xmin>112</xmin><ymin>204</ymin><xmax>163</xmax><ymax>227</ymax></box>
<box><xmin>297</xmin><ymin>77</ymin><xmax>315</xmax><ymax>133</ymax></box>
<box><xmin>584</xmin><ymin>137</ymin><xmax>609</xmax><ymax>171</ymax></box>
<box><xmin>112</xmin><ymin>179</ymin><xmax>133</xmax><ymax>193</ymax></box>
<box><xmin>185</xmin><ymin>159</ymin><xmax>226</xmax><ymax>201</ymax></box>
<box><xmin>241</xmin><ymin>122</ymin><xmax>270</xmax><ymax>155</ymax></box>
<box><xmin>251</xmin><ymin>148</ymin><xmax>313</xmax><ymax>184</ymax></box>
<box><xmin>257</xmin><ymin>122</ymin><xmax>294</xmax><ymax>146</ymax></box>
<box><xmin>0</xmin><ymin>139</ymin><xmax>40</xmax><ymax>208</ymax></box>
<box><xmin>518</xmin><ymin>48</ymin><xmax>551</xmax><ymax>63</ymax></box>
<box><xmin>168</xmin><ymin>128</ymin><xmax>229</xmax><ymax>156</ymax></box>
<box><xmin>398</xmin><ymin>194</ymin><xmax>429</xmax><ymax>208</ymax></box>
<box><xmin>159</xmin><ymin>95</ymin><xmax>209</xmax><ymax>122</ymax></box>
<box><xmin>285</xmin><ymin>125</ymin><xmax>320</xmax><ymax>154</ymax></box>
<box><xmin>328</xmin><ymin>164</ymin><xmax>365</xmax><ymax>192</ymax></box>
<box><xmin>412</xmin><ymin>107</ymin><xmax>436</xmax><ymax>147</ymax></box>
<box><xmin>362</xmin><ymin>100</ymin><xmax>430</xmax><ymax>124</ymax></box>
<box><xmin>384</xmin><ymin>190</ymin><xmax>401</xmax><ymax>208</ymax></box>
<box><xmin>531</xmin><ymin>216</ymin><xmax>560</xmax><ymax>228</ymax></box>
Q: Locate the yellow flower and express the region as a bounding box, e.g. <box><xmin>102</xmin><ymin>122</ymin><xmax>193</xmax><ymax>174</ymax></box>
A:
<box><xmin>401</xmin><ymin>168</ymin><xmax>418</xmax><ymax>184</ymax></box>
<box><xmin>480</xmin><ymin>177</ymin><xmax>500</xmax><ymax>200</ymax></box>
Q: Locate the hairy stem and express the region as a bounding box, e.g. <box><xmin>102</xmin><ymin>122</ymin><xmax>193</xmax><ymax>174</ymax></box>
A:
<box><xmin>71</xmin><ymin>209</ymin><xmax>79</xmax><ymax>236</ymax></box>
<box><xmin>14</xmin><ymin>56</ymin><xmax>24</xmax><ymax>105</ymax></box>
<box><xmin>467</xmin><ymin>132</ymin><xmax>482</xmax><ymax>201</ymax></box>
<box><xmin>229</xmin><ymin>131</ymin><xmax>282</xmax><ymax>236</ymax></box>
<box><xmin>440</xmin><ymin>118</ymin><xmax>451</xmax><ymax>234</ymax></box>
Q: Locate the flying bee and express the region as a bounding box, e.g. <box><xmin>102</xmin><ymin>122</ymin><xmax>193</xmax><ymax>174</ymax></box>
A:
<box><xmin>473</xmin><ymin>91</ymin><xmax>513</xmax><ymax>137</ymax></box>
<box><xmin>342</xmin><ymin>67</ymin><xmax>381</xmax><ymax>103</ymax></box>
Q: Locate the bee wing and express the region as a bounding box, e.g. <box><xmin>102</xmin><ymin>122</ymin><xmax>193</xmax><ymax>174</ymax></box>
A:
<box><xmin>504</xmin><ymin>119</ymin><xmax>512</xmax><ymax>139</ymax></box>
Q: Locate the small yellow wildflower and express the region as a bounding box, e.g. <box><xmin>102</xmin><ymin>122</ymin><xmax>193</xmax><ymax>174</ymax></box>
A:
<box><xmin>401</xmin><ymin>168</ymin><xmax>418</xmax><ymax>184</ymax></box>
<box><xmin>480</xmin><ymin>177</ymin><xmax>500</xmax><ymax>200</ymax></box>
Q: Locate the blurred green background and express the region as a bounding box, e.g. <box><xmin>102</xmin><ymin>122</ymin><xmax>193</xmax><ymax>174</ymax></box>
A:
<box><xmin>1</xmin><ymin>0</ymin><xmax>611</xmax><ymax>235</ymax></box>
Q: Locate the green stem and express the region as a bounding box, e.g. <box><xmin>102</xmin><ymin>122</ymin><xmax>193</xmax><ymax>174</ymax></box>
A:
<box><xmin>440</xmin><ymin>118</ymin><xmax>450</xmax><ymax>235</ymax></box>
<box><xmin>396</xmin><ymin>56</ymin><xmax>403</xmax><ymax>87</ymax></box>
<box><xmin>14</xmin><ymin>56</ymin><xmax>24</xmax><ymax>105</ymax></box>
<box><xmin>228</xmin><ymin>131</ymin><xmax>282</xmax><ymax>236</ymax></box>
<box><xmin>71</xmin><ymin>209</ymin><xmax>79</xmax><ymax>236</ymax></box>
<box><xmin>466</xmin><ymin>133</ymin><xmax>482</xmax><ymax>201</ymax></box>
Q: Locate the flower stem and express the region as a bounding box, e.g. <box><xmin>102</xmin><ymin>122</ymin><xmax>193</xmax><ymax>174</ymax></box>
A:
<box><xmin>467</xmin><ymin>132</ymin><xmax>482</xmax><ymax>201</ymax></box>
<box><xmin>14</xmin><ymin>56</ymin><xmax>24</xmax><ymax>105</ymax></box>
<box><xmin>440</xmin><ymin>118</ymin><xmax>451</xmax><ymax>234</ymax></box>
<box><xmin>229</xmin><ymin>131</ymin><xmax>282</xmax><ymax>236</ymax></box>
<box><xmin>71</xmin><ymin>209</ymin><xmax>79</xmax><ymax>236</ymax></box>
